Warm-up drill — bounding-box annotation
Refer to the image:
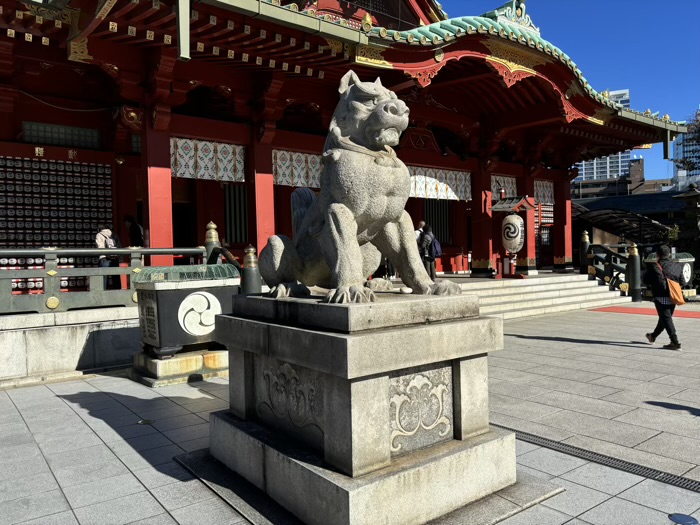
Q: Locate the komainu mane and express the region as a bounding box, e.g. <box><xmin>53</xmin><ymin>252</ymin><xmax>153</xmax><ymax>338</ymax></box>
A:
<box><xmin>259</xmin><ymin>70</ymin><xmax>461</xmax><ymax>303</ymax></box>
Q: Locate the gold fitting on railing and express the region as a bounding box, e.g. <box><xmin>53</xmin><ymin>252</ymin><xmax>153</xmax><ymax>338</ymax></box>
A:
<box><xmin>604</xmin><ymin>276</ymin><xmax>611</xmax><ymax>283</ymax></box>
<box><xmin>587</xmin><ymin>253</ymin><xmax>594</xmax><ymax>259</ymax></box>
<box><xmin>581</xmin><ymin>230</ymin><xmax>590</xmax><ymax>243</ymax></box>
<box><xmin>620</xmin><ymin>283</ymin><xmax>629</xmax><ymax>293</ymax></box>
<box><xmin>588</xmin><ymin>266</ymin><xmax>597</xmax><ymax>275</ymax></box>
<box><xmin>629</xmin><ymin>243</ymin><xmax>638</xmax><ymax>257</ymax></box>
<box><xmin>243</xmin><ymin>245</ymin><xmax>258</xmax><ymax>269</ymax></box>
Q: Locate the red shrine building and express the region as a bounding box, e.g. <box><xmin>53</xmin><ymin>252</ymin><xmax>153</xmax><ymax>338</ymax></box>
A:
<box><xmin>0</xmin><ymin>0</ymin><xmax>685</xmax><ymax>275</ymax></box>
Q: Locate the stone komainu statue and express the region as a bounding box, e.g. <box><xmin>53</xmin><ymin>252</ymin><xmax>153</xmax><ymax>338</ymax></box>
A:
<box><xmin>259</xmin><ymin>70</ymin><xmax>461</xmax><ymax>303</ymax></box>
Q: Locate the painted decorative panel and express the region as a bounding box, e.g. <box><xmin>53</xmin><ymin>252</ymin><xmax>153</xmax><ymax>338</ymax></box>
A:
<box><xmin>491</xmin><ymin>175</ymin><xmax>518</xmax><ymax>198</ymax></box>
<box><xmin>389</xmin><ymin>363</ymin><xmax>453</xmax><ymax>456</ymax></box>
<box><xmin>408</xmin><ymin>166</ymin><xmax>471</xmax><ymax>202</ymax></box>
<box><xmin>273</xmin><ymin>149</ymin><xmax>323</xmax><ymax>189</ymax></box>
<box><xmin>534</xmin><ymin>180</ymin><xmax>555</xmax><ymax>204</ymax></box>
<box><xmin>170</xmin><ymin>137</ymin><xmax>245</xmax><ymax>182</ymax></box>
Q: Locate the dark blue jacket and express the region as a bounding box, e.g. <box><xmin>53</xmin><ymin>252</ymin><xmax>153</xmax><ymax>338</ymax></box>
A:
<box><xmin>643</xmin><ymin>258</ymin><xmax>686</xmax><ymax>297</ymax></box>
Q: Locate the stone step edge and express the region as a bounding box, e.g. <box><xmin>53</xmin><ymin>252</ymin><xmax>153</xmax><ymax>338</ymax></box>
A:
<box><xmin>479</xmin><ymin>284</ymin><xmax>614</xmax><ymax>303</ymax></box>
<box><xmin>480</xmin><ymin>291</ymin><xmax>625</xmax><ymax>313</ymax></box>
<box><xmin>494</xmin><ymin>297</ymin><xmax>632</xmax><ymax>320</ymax></box>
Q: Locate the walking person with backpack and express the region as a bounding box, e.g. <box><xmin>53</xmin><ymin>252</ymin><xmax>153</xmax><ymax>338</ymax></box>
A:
<box><xmin>643</xmin><ymin>245</ymin><xmax>687</xmax><ymax>350</ymax></box>
<box><xmin>418</xmin><ymin>224</ymin><xmax>441</xmax><ymax>280</ymax></box>
<box><xmin>95</xmin><ymin>224</ymin><xmax>122</xmax><ymax>290</ymax></box>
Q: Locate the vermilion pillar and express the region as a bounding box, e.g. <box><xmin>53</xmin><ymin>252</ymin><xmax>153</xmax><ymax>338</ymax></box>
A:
<box><xmin>517</xmin><ymin>176</ymin><xmax>538</xmax><ymax>275</ymax></box>
<box><xmin>470</xmin><ymin>170</ymin><xmax>494</xmax><ymax>276</ymax></box>
<box><xmin>246</xmin><ymin>142</ymin><xmax>276</xmax><ymax>253</ymax></box>
<box><xmin>553</xmin><ymin>177</ymin><xmax>573</xmax><ymax>272</ymax></box>
<box><xmin>144</xmin><ymin>126</ymin><xmax>173</xmax><ymax>266</ymax></box>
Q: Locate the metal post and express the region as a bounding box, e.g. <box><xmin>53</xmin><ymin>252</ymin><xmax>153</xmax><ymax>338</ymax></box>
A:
<box><xmin>626</xmin><ymin>243</ymin><xmax>642</xmax><ymax>302</ymax></box>
<box><xmin>240</xmin><ymin>245</ymin><xmax>263</xmax><ymax>295</ymax></box>
<box><xmin>205</xmin><ymin>222</ymin><xmax>222</xmax><ymax>264</ymax></box>
<box><xmin>579</xmin><ymin>230</ymin><xmax>590</xmax><ymax>274</ymax></box>
<box><xmin>175</xmin><ymin>0</ymin><xmax>191</xmax><ymax>61</ymax></box>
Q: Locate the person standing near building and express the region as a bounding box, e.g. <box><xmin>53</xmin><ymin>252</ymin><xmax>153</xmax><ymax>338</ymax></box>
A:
<box><xmin>415</xmin><ymin>220</ymin><xmax>425</xmax><ymax>241</ymax></box>
<box><xmin>643</xmin><ymin>245</ymin><xmax>686</xmax><ymax>350</ymax></box>
<box><xmin>96</xmin><ymin>225</ymin><xmax>121</xmax><ymax>290</ymax></box>
<box><xmin>418</xmin><ymin>224</ymin><xmax>437</xmax><ymax>280</ymax></box>
<box><xmin>123</xmin><ymin>214</ymin><xmax>144</xmax><ymax>247</ymax></box>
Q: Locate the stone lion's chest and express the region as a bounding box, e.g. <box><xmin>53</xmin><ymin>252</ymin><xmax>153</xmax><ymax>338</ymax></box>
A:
<box><xmin>326</xmin><ymin>151</ymin><xmax>410</xmax><ymax>223</ymax></box>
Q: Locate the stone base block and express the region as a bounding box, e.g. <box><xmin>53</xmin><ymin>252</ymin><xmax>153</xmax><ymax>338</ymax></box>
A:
<box><xmin>210</xmin><ymin>411</ymin><xmax>516</xmax><ymax>525</ymax></box>
<box><xmin>130</xmin><ymin>350</ymin><xmax>228</xmax><ymax>388</ymax></box>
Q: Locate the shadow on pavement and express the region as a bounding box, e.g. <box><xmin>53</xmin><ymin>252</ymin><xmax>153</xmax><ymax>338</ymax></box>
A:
<box><xmin>505</xmin><ymin>333</ymin><xmax>651</xmax><ymax>349</ymax></box>
<box><xmin>645</xmin><ymin>400</ymin><xmax>700</xmax><ymax>417</ymax></box>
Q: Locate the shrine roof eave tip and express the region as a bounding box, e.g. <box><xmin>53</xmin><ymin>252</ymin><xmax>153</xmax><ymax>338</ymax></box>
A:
<box><xmin>205</xmin><ymin>0</ymin><xmax>369</xmax><ymax>44</ymax></box>
<box><xmin>616</xmin><ymin>108</ymin><xmax>688</xmax><ymax>133</ymax></box>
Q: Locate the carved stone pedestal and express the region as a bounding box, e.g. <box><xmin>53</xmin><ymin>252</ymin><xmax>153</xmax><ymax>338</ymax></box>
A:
<box><xmin>211</xmin><ymin>294</ymin><xmax>516</xmax><ymax>525</ymax></box>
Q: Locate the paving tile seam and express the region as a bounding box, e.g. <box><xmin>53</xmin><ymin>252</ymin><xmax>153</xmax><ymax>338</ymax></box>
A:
<box><xmin>50</xmin><ymin>380</ymin><xmax>187</xmax><ymax>525</ymax></box>
<box><xmin>540</xmin><ymin>477</ymin><xmax>618</xmax><ymax>520</ymax></box>
<box><xmin>3</xmin><ymin>387</ymin><xmax>82</xmax><ymax>525</ymax></box>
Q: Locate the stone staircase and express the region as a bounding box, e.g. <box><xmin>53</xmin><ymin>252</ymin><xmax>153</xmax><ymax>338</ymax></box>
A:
<box><xmin>455</xmin><ymin>274</ymin><xmax>631</xmax><ymax>320</ymax></box>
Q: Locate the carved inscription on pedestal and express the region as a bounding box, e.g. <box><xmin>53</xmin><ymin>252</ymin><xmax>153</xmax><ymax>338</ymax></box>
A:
<box><xmin>254</xmin><ymin>356</ymin><xmax>324</xmax><ymax>450</ymax></box>
<box><xmin>389</xmin><ymin>364</ymin><xmax>452</xmax><ymax>455</ymax></box>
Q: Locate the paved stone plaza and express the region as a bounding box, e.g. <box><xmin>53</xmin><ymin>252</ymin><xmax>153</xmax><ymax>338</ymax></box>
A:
<box><xmin>1</xmin><ymin>304</ymin><xmax>700</xmax><ymax>524</ymax></box>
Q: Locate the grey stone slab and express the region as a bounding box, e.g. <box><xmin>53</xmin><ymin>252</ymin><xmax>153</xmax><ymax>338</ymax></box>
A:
<box><xmin>125</xmin><ymin>513</ymin><xmax>178</xmax><ymax>525</ymax></box>
<box><xmin>229</xmin><ymin>293</ymin><xmax>480</xmax><ymax>333</ymax></box>
<box><xmin>590</xmin><ymin>376</ymin><xmax>685</xmax><ymax>397</ymax></box>
<box><xmin>559</xmin><ymin>463</ymin><xmax>644</xmax><ymax>496</ymax></box>
<box><xmin>0</xmin><ymin>331</ymin><xmax>28</xmax><ymax>380</ymax></box>
<box><xmin>497</xmin><ymin>505</ymin><xmax>571</xmax><ymax>525</ymax></box>
<box><xmin>113</xmin><ymin>444</ymin><xmax>186</xmax><ymax>472</ymax></box>
<box><xmin>89</xmin><ymin>421</ymin><xmax>160</xmax><ymax>443</ymax></box>
<box><xmin>541</xmin><ymin>479</ymin><xmax>611</xmax><ymax>517</ymax></box>
<box><xmin>652</xmin><ymin>374</ymin><xmax>700</xmax><ymax>389</ymax></box>
<box><xmin>530</xmin><ymin>391</ymin><xmax>635</xmax><ymax>419</ymax></box>
<box><xmin>684</xmin><ymin>465</ymin><xmax>700</xmax><ymax>481</ymax></box>
<box><xmin>18</xmin><ymin>510</ymin><xmax>79</xmax><ymax>525</ymax></box>
<box><xmin>133</xmin><ymin>404</ymin><xmax>193</xmax><ymax>421</ymax></box>
<box><xmin>0</xmin><ymin>423</ymin><xmax>34</xmax><ymax>448</ymax></box>
<box><xmin>429</xmin><ymin>494</ymin><xmax>520</xmax><ymax>525</ymax></box>
<box><xmin>107</xmin><ymin>433</ymin><xmax>174</xmax><ymax>453</ymax></box>
<box><xmin>0</xmin><ymin>472</ymin><xmax>58</xmax><ymax>504</ymax></box>
<box><xmin>151</xmin><ymin>414</ymin><xmax>207</xmax><ymax>432</ymax></box>
<box><xmin>150</xmin><ymin>478</ymin><xmax>216</xmax><ymax>511</ymax></box>
<box><xmin>562</xmin><ymin>435</ymin><xmax>694</xmax><ymax>476</ymax></box>
<box><xmin>161</xmin><ymin>423</ymin><xmax>209</xmax><ymax>444</ymax></box>
<box><xmin>36</xmin><ymin>431</ymin><xmax>104</xmax><ymax>455</ymax></box>
<box><xmin>516</xmin><ymin>465</ymin><xmax>555</xmax><ymax>481</ymax></box>
<box><xmin>635</xmin><ymin>432</ymin><xmax>700</xmax><ymax>465</ymax></box>
<box><xmin>489</xmin><ymin>368</ymin><xmax>548</xmax><ymax>384</ymax></box>
<box><xmin>530</xmin><ymin>377</ymin><xmax>620</xmax><ymax>399</ymax></box>
<box><xmin>44</xmin><ymin>444</ymin><xmax>117</xmax><ymax>471</ymax></box>
<box><xmin>182</xmin><ymin>398</ymin><xmax>228</xmax><ymax>415</ymax></box>
<box><xmin>0</xmin><ymin>489</ymin><xmax>70</xmax><ymax>525</ymax></box>
<box><xmin>177</xmin><ymin>437</ymin><xmax>210</xmax><ymax>452</ymax></box>
<box><xmin>47</xmin><ymin>381</ymin><xmax>101</xmax><ymax>396</ymax></box>
<box><xmin>170</xmin><ymin>497</ymin><xmax>246</xmax><ymax>525</ymax></box>
<box><xmin>0</xmin><ymin>454</ymin><xmax>51</xmax><ymax>483</ymax></box>
<box><xmin>578</xmin><ymin>496</ymin><xmax>672</xmax><ymax>525</ymax></box>
<box><xmin>517</xmin><ymin>448</ymin><xmax>588</xmax><ymax>477</ymax></box>
<box><xmin>671</xmin><ymin>388</ymin><xmax>700</xmax><ymax>404</ymax></box>
<box><xmin>614</xmin><ymin>408</ymin><xmax>700</xmax><ymax>439</ymax></box>
<box><xmin>24</xmin><ymin>324</ymin><xmax>95</xmax><ymax>376</ymax></box>
<box><xmin>563</xmin><ymin>520</ymin><xmax>594</xmax><ymax>525</ymax></box>
<box><xmin>132</xmin><ymin>461</ymin><xmax>196</xmax><ymax>489</ymax></box>
<box><xmin>523</xmin><ymin>365</ymin><xmax>605</xmax><ymax>383</ymax></box>
<box><xmin>490</xmin><ymin>357</ymin><xmax>540</xmax><ymax>371</ymax></box>
<box><xmin>536</xmin><ymin>410</ymin><xmax>661</xmax><ymax>447</ymax></box>
<box><xmin>572</xmin><ymin>362</ymin><xmax>667</xmax><ymax>382</ymax></box>
<box><xmin>602</xmin><ymin>389</ymin><xmax>700</xmax><ymax>415</ymax></box>
<box><xmin>220</xmin><ymin>314</ymin><xmax>503</xmax><ymax>379</ymax></box>
<box><xmin>491</xmin><ymin>413</ymin><xmax>576</xmax><ymax>442</ymax></box>
<box><xmin>491</xmin><ymin>394</ymin><xmax>563</xmax><ymax>421</ymax></box>
<box><xmin>491</xmin><ymin>381</ymin><xmax>553</xmax><ymax>400</ymax></box>
<box><xmin>73</xmin><ymin>491</ymin><xmax>165</xmax><ymax>525</ymax></box>
<box><xmin>618</xmin><ymin>479</ymin><xmax>700</xmax><ymax>515</ymax></box>
<box><xmin>516</xmin><ymin>441</ymin><xmax>541</xmax><ymax>456</ymax></box>
<box><xmin>498</xmin><ymin>471</ymin><xmax>565</xmax><ymax>507</ymax></box>
<box><xmin>62</xmin><ymin>473</ymin><xmax>145</xmax><ymax>509</ymax></box>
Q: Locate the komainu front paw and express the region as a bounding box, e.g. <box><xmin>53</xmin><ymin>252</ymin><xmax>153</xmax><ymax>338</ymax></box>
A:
<box><xmin>267</xmin><ymin>282</ymin><xmax>310</xmax><ymax>299</ymax></box>
<box><xmin>323</xmin><ymin>285</ymin><xmax>376</xmax><ymax>304</ymax></box>
<box><xmin>364</xmin><ymin>278</ymin><xmax>394</xmax><ymax>292</ymax></box>
<box><xmin>430</xmin><ymin>280</ymin><xmax>462</xmax><ymax>296</ymax></box>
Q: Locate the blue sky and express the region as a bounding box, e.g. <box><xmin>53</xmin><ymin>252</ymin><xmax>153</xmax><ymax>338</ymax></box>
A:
<box><xmin>438</xmin><ymin>0</ymin><xmax>700</xmax><ymax>180</ymax></box>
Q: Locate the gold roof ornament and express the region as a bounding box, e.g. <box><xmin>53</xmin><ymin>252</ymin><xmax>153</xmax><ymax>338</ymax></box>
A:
<box><xmin>361</xmin><ymin>12</ymin><xmax>372</xmax><ymax>33</ymax></box>
<box><xmin>663</xmin><ymin>114</ymin><xmax>671</xmax><ymax>122</ymax></box>
<box><xmin>644</xmin><ymin>109</ymin><xmax>652</xmax><ymax>116</ymax></box>
<box><xmin>601</xmin><ymin>90</ymin><xmax>610</xmax><ymax>98</ymax></box>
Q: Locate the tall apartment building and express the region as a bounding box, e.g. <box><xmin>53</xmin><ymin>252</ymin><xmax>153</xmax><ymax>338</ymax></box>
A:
<box><xmin>574</xmin><ymin>89</ymin><xmax>632</xmax><ymax>182</ymax></box>
<box><xmin>672</xmin><ymin>106</ymin><xmax>700</xmax><ymax>190</ymax></box>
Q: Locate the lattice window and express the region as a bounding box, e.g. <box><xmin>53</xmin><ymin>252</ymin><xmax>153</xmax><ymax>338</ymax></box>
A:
<box><xmin>22</xmin><ymin>122</ymin><xmax>100</xmax><ymax>150</ymax></box>
<box><xmin>225</xmin><ymin>184</ymin><xmax>248</xmax><ymax>244</ymax></box>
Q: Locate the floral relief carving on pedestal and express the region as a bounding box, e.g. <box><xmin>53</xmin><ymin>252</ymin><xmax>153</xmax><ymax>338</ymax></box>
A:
<box><xmin>258</xmin><ymin>362</ymin><xmax>321</xmax><ymax>430</ymax></box>
<box><xmin>390</xmin><ymin>373</ymin><xmax>451</xmax><ymax>453</ymax></box>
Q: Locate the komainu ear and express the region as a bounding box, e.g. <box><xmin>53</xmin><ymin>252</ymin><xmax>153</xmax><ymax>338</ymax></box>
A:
<box><xmin>374</xmin><ymin>77</ymin><xmax>383</xmax><ymax>86</ymax></box>
<box><xmin>339</xmin><ymin>70</ymin><xmax>361</xmax><ymax>94</ymax></box>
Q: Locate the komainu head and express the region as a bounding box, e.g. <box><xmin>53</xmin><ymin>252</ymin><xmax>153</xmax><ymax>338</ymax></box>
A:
<box><xmin>327</xmin><ymin>70</ymin><xmax>410</xmax><ymax>152</ymax></box>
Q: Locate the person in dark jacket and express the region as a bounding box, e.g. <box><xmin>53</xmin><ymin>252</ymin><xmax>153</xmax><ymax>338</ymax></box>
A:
<box><xmin>123</xmin><ymin>214</ymin><xmax>144</xmax><ymax>247</ymax></box>
<box><xmin>642</xmin><ymin>245</ymin><xmax>687</xmax><ymax>350</ymax></box>
<box><xmin>418</xmin><ymin>224</ymin><xmax>437</xmax><ymax>280</ymax></box>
